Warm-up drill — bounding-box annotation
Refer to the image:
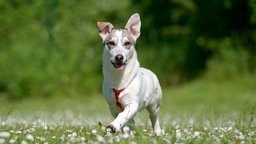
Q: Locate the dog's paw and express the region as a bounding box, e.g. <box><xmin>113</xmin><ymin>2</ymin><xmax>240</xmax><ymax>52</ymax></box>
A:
<box><xmin>106</xmin><ymin>124</ymin><xmax>116</xmax><ymax>133</ymax></box>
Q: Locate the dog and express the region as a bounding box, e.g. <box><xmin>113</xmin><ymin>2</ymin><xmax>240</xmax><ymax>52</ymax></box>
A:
<box><xmin>97</xmin><ymin>13</ymin><xmax>162</xmax><ymax>136</ymax></box>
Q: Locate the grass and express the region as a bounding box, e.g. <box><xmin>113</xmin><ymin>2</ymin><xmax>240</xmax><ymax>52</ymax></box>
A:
<box><xmin>0</xmin><ymin>75</ymin><xmax>255</xmax><ymax>144</ymax></box>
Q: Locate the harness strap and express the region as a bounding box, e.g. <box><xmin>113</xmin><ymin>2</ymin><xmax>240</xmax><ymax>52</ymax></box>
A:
<box><xmin>112</xmin><ymin>88</ymin><xmax>125</xmax><ymax>111</ymax></box>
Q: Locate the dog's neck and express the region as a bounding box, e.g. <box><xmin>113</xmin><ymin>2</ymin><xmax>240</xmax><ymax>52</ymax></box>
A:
<box><xmin>103</xmin><ymin>50</ymin><xmax>139</xmax><ymax>90</ymax></box>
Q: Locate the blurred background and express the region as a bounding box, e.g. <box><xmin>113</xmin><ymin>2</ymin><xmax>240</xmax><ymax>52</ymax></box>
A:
<box><xmin>0</xmin><ymin>0</ymin><xmax>255</xmax><ymax>100</ymax></box>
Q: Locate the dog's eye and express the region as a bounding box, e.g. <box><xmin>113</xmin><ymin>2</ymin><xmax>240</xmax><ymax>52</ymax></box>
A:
<box><xmin>108</xmin><ymin>41</ymin><xmax>115</xmax><ymax>46</ymax></box>
<box><xmin>124</xmin><ymin>42</ymin><xmax>131</xmax><ymax>47</ymax></box>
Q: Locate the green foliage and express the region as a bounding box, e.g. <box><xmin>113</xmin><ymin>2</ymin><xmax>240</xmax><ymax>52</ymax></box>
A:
<box><xmin>204</xmin><ymin>37</ymin><xmax>250</xmax><ymax>80</ymax></box>
<box><xmin>0</xmin><ymin>0</ymin><xmax>255</xmax><ymax>99</ymax></box>
<box><xmin>131</xmin><ymin>0</ymin><xmax>256</xmax><ymax>87</ymax></box>
<box><xmin>0</xmin><ymin>0</ymin><xmax>132</xmax><ymax>99</ymax></box>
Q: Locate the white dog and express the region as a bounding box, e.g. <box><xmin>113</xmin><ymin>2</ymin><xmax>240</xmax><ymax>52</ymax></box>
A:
<box><xmin>97</xmin><ymin>13</ymin><xmax>162</xmax><ymax>136</ymax></box>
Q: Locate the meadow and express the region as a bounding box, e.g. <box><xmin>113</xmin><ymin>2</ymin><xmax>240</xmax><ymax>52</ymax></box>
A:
<box><xmin>0</xmin><ymin>75</ymin><xmax>255</xmax><ymax>144</ymax></box>
<box><xmin>1</xmin><ymin>1</ymin><xmax>255</xmax><ymax>143</ymax></box>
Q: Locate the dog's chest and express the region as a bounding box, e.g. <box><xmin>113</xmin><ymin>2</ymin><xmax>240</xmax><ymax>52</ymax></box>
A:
<box><xmin>104</xmin><ymin>88</ymin><xmax>124</xmax><ymax>111</ymax></box>
<box><xmin>112</xmin><ymin>88</ymin><xmax>124</xmax><ymax>111</ymax></box>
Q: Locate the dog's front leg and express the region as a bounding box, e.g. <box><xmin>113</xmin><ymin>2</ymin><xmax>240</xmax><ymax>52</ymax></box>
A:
<box><xmin>107</xmin><ymin>103</ymin><xmax>139</xmax><ymax>133</ymax></box>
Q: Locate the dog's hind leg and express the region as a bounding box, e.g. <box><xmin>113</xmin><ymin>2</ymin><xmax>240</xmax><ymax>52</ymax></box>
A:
<box><xmin>147</xmin><ymin>105</ymin><xmax>162</xmax><ymax>136</ymax></box>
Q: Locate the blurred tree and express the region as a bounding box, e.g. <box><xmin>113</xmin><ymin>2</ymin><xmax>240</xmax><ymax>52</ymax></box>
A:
<box><xmin>44</xmin><ymin>0</ymin><xmax>58</xmax><ymax>43</ymax></box>
<box><xmin>132</xmin><ymin>0</ymin><xmax>255</xmax><ymax>81</ymax></box>
<box><xmin>0</xmin><ymin>0</ymin><xmax>133</xmax><ymax>99</ymax></box>
<box><xmin>132</xmin><ymin>0</ymin><xmax>197</xmax><ymax>84</ymax></box>
<box><xmin>0</xmin><ymin>0</ymin><xmax>255</xmax><ymax>99</ymax></box>
<box><xmin>184</xmin><ymin>0</ymin><xmax>251</xmax><ymax>76</ymax></box>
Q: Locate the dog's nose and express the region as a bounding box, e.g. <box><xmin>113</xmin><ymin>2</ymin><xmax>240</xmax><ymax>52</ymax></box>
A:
<box><xmin>115</xmin><ymin>54</ymin><xmax>124</xmax><ymax>61</ymax></box>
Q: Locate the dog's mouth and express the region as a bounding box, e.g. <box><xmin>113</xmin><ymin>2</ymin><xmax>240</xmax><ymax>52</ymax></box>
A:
<box><xmin>111</xmin><ymin>61</ymin><xmax>127</xmax><ymax>70</ymax></box>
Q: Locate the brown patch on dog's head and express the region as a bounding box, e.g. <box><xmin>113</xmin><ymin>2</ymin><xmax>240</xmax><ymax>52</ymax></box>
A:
<box><xmin>122</xmin><ymin>29</ymin><xmax>136</xmax><ymax>45</ymax></box>
<box><xmin>103</xmin><ymin>29</ymin><xmax>117</xmax><ymax>43</ymax></box>
<box><xmin>97</xmin><ymin>13</ymin><xmax>141</xmax><ymax>42</ymax></box>
<box><xmin>103</xmin><ymin>29</ymin><xmax>136</xmax><ymax>47</ymax></box>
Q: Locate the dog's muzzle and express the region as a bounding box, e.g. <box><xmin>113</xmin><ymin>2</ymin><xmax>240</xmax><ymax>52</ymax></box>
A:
<box><xmin>111</xmin><ymin>54</ymin><xmax>127</xmax><ymax>70</ymax></box>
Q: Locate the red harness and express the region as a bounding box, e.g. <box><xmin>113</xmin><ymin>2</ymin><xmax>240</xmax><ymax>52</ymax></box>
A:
<box><xmin>112</xmin><ymin>88</ymin><xmax>125</xmax><ymax>111</ymax></box>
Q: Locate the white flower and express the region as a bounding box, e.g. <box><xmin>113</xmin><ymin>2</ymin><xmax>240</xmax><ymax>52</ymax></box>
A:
<box><xmin>248</xmin><ymin>131</ymin><xmax>254</xmax><ymax>136</ymax></box>
<box><xmin>44</xmin><ymin>125</ymin><xmax>48</xmax><ymax>130</ymax></box>
<box><xmin>188</xmin><ymin>118</ymin><xmax>194</xmax><ymax>125</ymax></box>
<box><xmin>123</xmin><ymin>133</ymin><xmax>130</xmax><ymax>139</ymax></box>
<box><xmin>234</xmin><ymin>129</ymin><xmax>240</xmax><ymax>134</ymax></box>
<box><xmin>175</xmin><ymin>125</ymin><xmax>180</xmax><ymax>129</ymax></box>
<box><xmin>29</xmin><ymin>127</ymin><xmax>36</xmax><ymax>132</ymax></box>
<box><xmin>106</xmin><ymin>131</ymin><xmax>113</xmax><ymax>137</ymax></box>
<box><xmin>162</xmin><ymin>129</ymin><xmax>166</xmax><ymax>135</ymax></box>
<box><xmin>72</xmin><ymin>132</ymin><xmax>77</xmax><ymax>137</ymax></box>
<box><xmin>9</xmin><ymin>139</ymin><xmax>16</xmax><ymax>144</ymax></box>
<box><xmin>97</xmin><ymin>135</ymin><xmax>106</xmax><ymax>143</ymax></box>
<box><xmin>163</xmin><ymin>137</ymin><xmax>171</xmax><ymax>143</ymax></box>
<box><xmin>69</xmin><ymin>136</ymin><xmax>76</xmax><ymax>143</ymax></box>
<box><xmin>101</xmin><ymin>126</ymin><xmax>106</xmax><ymax>131</ymax></box>
<box><xmin>238</xmin><ymin>134</ymin><xmax>245</xmax><ymax>140</ymax></box>
<box><xmin>114</xmin><ymin>136</ymin><xmax>121</xmax><ymax>142</ymax></box>
<box><xmin>183</xmin><ymin>129</ymin><xmax>191</xmax><ymax>135</ymax></box>
<box><xmin>92</xmin><ymin>129</ymin><xmax>97</xmax><ymax>135</ymax></box>
<box><xmin>15</xmin><ymin>131</ymin><xmax>22</xmax><ymax>134</ymax></box>
<box><xmin>80</xmin><ymin>137</ymin><xmax>86</xmax><ymax>141</ymax></box>
<box><xmin>186</xmin><ymin>136</ymin><xmax>191</xmax><ymax>140</ymax></box>
<box><xmin>66</xmin><ymin>130</ymin><xmax>72</xmax><ymax>133</ymax></box>
<box><xmin>108</xmin><ymin>137</ymin><xmax>114</xmax><ymax>143</ymax></box>
<box><xmin>176</xmin><ymin>129</ymin><xmax>182</xmax><ymax>139</ymax></box>
<box><xmin>0</xmin><ymin>132</ymin><xmax>10</xmax><ymax>138</ymax></box>
<box><xmin>211</xmin><ymin>135</ymin><xmax>220</xmax><ymax>143</ymax></box>
<box><xmin>194</xmin><ymin>131</ymin><xmax>200</xmax><ymax>137</ymax></box>
<box><xmin>60</xmin><ymin>135</ymin><xmax>65</xmax><ymax>141</ymax></box>
<box><xmin>122</xmin><ymin>126</ymin><xmax>130</xmax><ymax>134</ymax></box>
<box><xmin>40</xmin><ymin>137</ymin><xmax>46</xmax><ymax>141</ymax></box>
<box><xmin>26</xmin><ymin>134</ymin><xmax>34</xmax><ymax>141</ymax></box>
<box><xmin>21</xmin><ymin>140</ymin><xmax>28</xmax><ymax>144</ymax></box>
<box><xmin>0</xmin><ymin>138</ymin><xmax>6</xmax><ymax>144</ymax></box>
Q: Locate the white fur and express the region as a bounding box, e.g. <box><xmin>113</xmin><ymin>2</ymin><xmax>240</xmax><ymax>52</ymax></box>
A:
<box><xmin>98</xmin><ymin>13</ymin><xmax>162</xmax><ymax>136</ymax></box>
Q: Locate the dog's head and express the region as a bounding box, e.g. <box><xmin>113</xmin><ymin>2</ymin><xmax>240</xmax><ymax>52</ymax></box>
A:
<box><xmin>97</xmin><ymin>13</ymin><xmax>141</xmax><ymax>70</ymax></box>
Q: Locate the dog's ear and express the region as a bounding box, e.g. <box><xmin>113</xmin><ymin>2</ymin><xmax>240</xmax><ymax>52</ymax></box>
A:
<box><xmin>97</xmin><ymin>22</ymin><xmax>114</xmax><ymax>40</ymax></box>
<box><xmin>125</xmin><ymin>13</ymin><xmax>141</xmax><ymax>41</ymax></box>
